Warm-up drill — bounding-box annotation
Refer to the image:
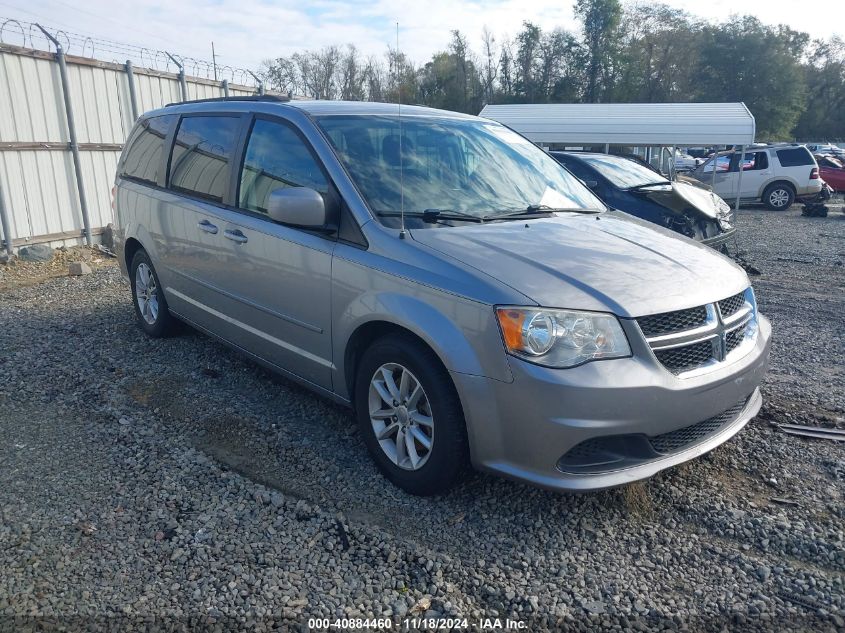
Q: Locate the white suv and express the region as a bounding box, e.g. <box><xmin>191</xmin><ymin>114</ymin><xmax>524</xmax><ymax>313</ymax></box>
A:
<box><xmin>692</xmin><ymin>145</ymin><xmax>822</xmax><ymax>210</ymax></box>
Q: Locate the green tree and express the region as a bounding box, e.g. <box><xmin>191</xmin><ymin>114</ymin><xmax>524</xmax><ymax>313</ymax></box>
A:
<box><xmin>794</xmin><ymin>37</ymin><xmax>845</xmax><ymax>140</ymax></box>
<box><xmin>514</xmin><ymin>22</ymin><xmax>542</xmax><ymax>101</ymax></box>
<box><xmin>417</xmin><ymin>31</ymin><xmax>482</xmax><ymax>113</ymax></box>
<box><xmin>574</xmin><ymin>0</ymin><xmax>623</xmax><ymax>102</ymax></box>
<box><xmin>697</xmin><ymin>17</ymin><xmax>808</xmax><ymax>139</ymax></box>
<box><xmin>615</xmin><ymin>4</ymin><xmax>702</xmax><ymax>103</ymax></box>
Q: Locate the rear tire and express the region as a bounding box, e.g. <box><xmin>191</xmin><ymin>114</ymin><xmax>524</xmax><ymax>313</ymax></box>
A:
<box><xmin>130</xmin><ymin>250</ymin><xmax>176</xmax><ymax>338</ymax></box>
<box><xmin>763</xmin><ymin>183</ymin><xmax>794</xmax><ymax>210</ymax></box>
<box><xmin>354</xmin><ymin>334</ymin><xmax>468</xmax><ymax>496</ymax></box>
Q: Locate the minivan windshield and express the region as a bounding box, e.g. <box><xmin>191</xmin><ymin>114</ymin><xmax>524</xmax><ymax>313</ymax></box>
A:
<box><xmin>316</xmin><ymin>115</ymin><xmax>605</xmax><ymax>224</ymax></box>
<box><xmin>579</xmin><ymin>154</ymin><xmax>670</xmax><ymax>190</ymax></box>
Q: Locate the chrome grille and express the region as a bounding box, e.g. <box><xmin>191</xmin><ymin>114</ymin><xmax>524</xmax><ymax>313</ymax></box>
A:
<box><xmin>637</xmin><ymin>290</ymin><xmax>756</xmax><ymax>377</ymax></box>
<box><xmin>654</xmin><ymin>340</ymin><xmax>715</xmax><ymax>374</ymax></box>
<box><xmin>637</xmin><ymin>306</ymin><xmax>708</xmax><ymax>337</ymax></box>
<box><xmin>649</xmin><ymin>397</ymin><xmax>749</xmax><ymax>454</ymax></box>
<box><xmin>725</xmin><ymin>325</ymin><xmax>746</xmax><ymax>355</ymax></box>
<box><xmin>719</xmin><ymin>293</ymin><xmax>746</xmax><ymax>318</ymax></box>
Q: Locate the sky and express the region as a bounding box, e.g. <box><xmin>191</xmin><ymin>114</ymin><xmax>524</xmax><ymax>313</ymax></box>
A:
<box><xmin>0</xmin><ymin>0</ymin><xmax>843</xmax><ymax>72</ymax></box>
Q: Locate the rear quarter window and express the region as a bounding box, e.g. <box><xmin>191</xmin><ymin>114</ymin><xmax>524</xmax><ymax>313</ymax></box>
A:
<box><xmin>119</xmin><ymin>114</ymin><xmax>177</xmax><ymax>185</ymax></box>
<box><xmin>775</xmin><ymin>147</ymin><xmax>815</xmax><ymax>167</ymax></box>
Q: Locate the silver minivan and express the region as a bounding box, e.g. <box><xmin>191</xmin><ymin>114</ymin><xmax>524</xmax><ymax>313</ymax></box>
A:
<box><xmin>114</xmin><ymin>97</ymin><xmax>772</xmax><ymax>495</ymax></box>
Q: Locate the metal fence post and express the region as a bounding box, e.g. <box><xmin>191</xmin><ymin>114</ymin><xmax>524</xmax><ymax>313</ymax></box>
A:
<box><xmin>733</xmin><ymin>145</ymin><xmax>746</xmax><ymax>222</ymax></box>
<box><xmin>125</xmin><ymin>59</ymin><xmax>139</xmax><ymax>121</ymax></box>
<box><xmin>166</xmin><ymin>52</ymin><xmax>188</xmax><ymax>101</ymax></box>
<box><xmin>710</xmin><ymin>151</ymin><xmax>718</xmax><ymax>190</ymax></box>
<box><xmin>36</xmin><ymin>24</ymin><xmax>92</xmax><ymax>246</ymax></box>
<box><xmin>222</xmin><ymin>79</ymin><xmax>229</xmax><ymax>98</ymax></box>
<box><xmin>248</xmin><ymin>71</ymin><xmax>265</xmax><ymax>96</ymax></box>
<box><xmin>0</xmin><ymin>177</ymin><xmax>13</xmax><ymax>257</ymax></box>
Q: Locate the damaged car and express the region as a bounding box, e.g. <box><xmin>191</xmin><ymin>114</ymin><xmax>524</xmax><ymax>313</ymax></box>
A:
<box><xmin>551</xmin><ymin>151</ymin><xmax>735</xmax><ymax>252</ymax></box>
<box><xmin>815</xmin><ymin>154</ymin><xmax>845</xmax><ymax>192</ymax></box>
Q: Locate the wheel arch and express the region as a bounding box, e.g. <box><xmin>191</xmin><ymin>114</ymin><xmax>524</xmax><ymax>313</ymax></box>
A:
<box><xmin>123</xmin><ymin>236</ymin><xmax>144</xmax><ymax>273</ymax></box>
<box><xmin>760</xmin><ymin>178</ymin><xmax>797</xmax><ymax>198</ymax></box>
<box><xmin>338</xmin><ymin>293</ymin><xmax>511</xmax><ymax>403</ymax></box>
<box><xmin>344</xmin><ymin>321</ymin><xmax>442</xmax><ymax>401</ymax></box>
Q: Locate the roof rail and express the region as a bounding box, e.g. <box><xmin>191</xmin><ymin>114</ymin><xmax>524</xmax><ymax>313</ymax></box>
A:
<box><xmin>165</xmin><ymin>94</ymin><xmax>290</xmax><ymax>107</ymax></box>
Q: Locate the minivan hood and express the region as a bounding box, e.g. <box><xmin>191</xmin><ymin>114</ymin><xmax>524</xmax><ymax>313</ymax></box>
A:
<box><xmin>410</xmin><ymin>212</ymin><xmax>748</xmax><ymax>317</ymax></box>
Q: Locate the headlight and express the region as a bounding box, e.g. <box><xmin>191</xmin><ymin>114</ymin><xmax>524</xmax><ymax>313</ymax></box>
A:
<box><xmin>495</xmin><ymin>307</ymin><xmax>631</xmax><ymax>368</ymax></box>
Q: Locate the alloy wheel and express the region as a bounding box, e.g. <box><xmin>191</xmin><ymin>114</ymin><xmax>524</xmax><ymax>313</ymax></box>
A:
<box><xmin>769</xmin><ymin>189</ymin><xmax>790</xmax><ymax>208</ymax></box>
<box><xmin>368</xmin><ymin>363</ymin><xmax>434</xmax><ymax>471</ymax></box>
<box><xmin>134</xmin><ymin>262</ymin><xmax>159</xmax><ymax>325</ymax></box>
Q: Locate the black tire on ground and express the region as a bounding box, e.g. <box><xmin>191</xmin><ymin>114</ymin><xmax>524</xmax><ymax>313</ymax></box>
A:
<box><xmin>762</xmin><ymin>183</ymin><xmax>795</xmax><ymax>210</ymax></box>
<box><xmin>354</xmin><ymin>334</ymin><xmax>469</xmax><ymax>496</ymax></box>
<box><xmin>129</xmin><ymin>249</ymin><xmax>176</xmax><ymax>338</ymax></box>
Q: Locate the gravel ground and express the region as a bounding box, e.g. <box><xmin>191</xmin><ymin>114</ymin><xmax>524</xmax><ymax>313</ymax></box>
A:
<box><xmin>1</xmin><ymin>208</ymin><xmax>843</xmax><ymax>632</ymax></box>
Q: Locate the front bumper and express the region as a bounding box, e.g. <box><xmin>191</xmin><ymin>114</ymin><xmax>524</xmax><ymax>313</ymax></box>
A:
<box><xmin>452</xmin><ymin>314</ymin><xmax>771</xmax><ymax>492</ymax></box>
<box><xmin>702</xmin><ymin>227</ymin><xmax>735</xmax><ymax>251</ymax></box>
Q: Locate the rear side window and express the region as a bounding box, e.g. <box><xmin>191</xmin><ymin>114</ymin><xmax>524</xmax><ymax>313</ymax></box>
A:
<box><xmin>120</xmin><ymin>114</ymin><xmax>176</xmax><ymax>185</ymax></box>
<box><xmin>238</xmin><ymin>119</ymin><xmax>328</xmax><ymax>214</ymax></box>
<box><xmin>776</xmin><ymin>147</ymin><xmax>814</xmax><ymax>167</ymax></box>
<box><xmin>169</xmin><ymin>116</ymin><xmax>241</xmax><ymax>203</ymax></box>
<box><xmin>740</xmin><ymin>151</ymin><xmax>768</xmax><ymax>171</ymax></box>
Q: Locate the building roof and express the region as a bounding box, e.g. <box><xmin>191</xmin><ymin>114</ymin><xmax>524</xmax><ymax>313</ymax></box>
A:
<box><xmin>478</xmin><ymin>102</ymin><xmax>756</xmax><ymax>146</ymax></box>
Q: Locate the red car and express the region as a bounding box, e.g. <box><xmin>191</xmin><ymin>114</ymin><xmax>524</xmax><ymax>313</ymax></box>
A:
<box><xmin>815</xmin><ymin>154</ymin><xmax>845</xmax><ymax>192</ymax></box>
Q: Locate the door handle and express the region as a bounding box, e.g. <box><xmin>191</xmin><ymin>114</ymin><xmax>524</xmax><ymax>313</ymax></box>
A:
<box><xmin>198</xmin><ymin>220</ymin><xmax>218</xmax><ymax>234</ymax></box>
<box><xmin>224</xmin><ymin>229</ymin><xmax>248</xmax><ymax>244</ymax></box>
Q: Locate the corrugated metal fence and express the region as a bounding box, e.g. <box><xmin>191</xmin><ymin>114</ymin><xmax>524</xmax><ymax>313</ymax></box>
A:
<box><xmin>0</xmin><ymin>42</ymin><xmax>275</xmax><ymax>254</ymax></box>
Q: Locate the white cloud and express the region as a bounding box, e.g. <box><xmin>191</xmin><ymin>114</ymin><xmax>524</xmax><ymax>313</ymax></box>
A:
<box><xmin>1</xmin><ymin>0</ymin><xmax>843</xmax><ymax>73</ymax></box>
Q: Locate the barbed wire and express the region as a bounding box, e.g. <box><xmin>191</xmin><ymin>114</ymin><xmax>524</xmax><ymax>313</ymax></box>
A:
<box><xmin>0</xmin><ymin>16</ymin><xmax>263</xmax><ymax>87</ymax></box>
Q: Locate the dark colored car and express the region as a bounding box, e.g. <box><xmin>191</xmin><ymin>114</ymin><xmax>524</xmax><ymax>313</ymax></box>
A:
<box><xmin>815</xmin><ymin>154</ymin><xmax>845</xmax><ymax>192</ymax></box>
<box><xmin>551</xmin><ymin>152</ymin><xmax>735</xmax><ymax>251</ymax></box>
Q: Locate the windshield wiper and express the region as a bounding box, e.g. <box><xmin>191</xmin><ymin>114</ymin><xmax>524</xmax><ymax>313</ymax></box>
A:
<box><xmin>627</xmin><ymin>182</ymin><xmax>670</xmax><ymax>190</ymax></box>
<box><xmin>484</xmin><ymin>204</ymin><xmax>600</xmax><ymax>220</ymax></box>
<box><xmin>374</xmin><ymin>209</ymin><xmax>485</xmax><ymax>223</ymax></box>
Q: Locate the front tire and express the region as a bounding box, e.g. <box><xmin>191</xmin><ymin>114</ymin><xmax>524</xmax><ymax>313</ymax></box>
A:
<box><xmin>763</xmin><ymin>183</ymin><xmax>794</xmax><ymax>210</ymax></box>
<box><xmin>354</xmin><ymin>334</ymin><xmax>469</xmax><ymax>496</ymax></box>
<box><xmin>130</xmin><ymin>250</ymin><xmax>175</xmax><ymax>337</ymax></box>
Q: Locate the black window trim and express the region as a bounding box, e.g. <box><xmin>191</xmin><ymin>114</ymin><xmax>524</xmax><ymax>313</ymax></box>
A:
<box><xmin>728</xmin><ymin>150</ymin><xmax>768</xmax><ymax>173</ymax></box>
<box><xmin>232</xmin><ymin>113</ymin><xmax>336</xmax><ymax>217</ymax></box>
<box><xmin>164</xmin><ymin>111</ymin><xmax>250</xmax><ymax>206</ymax></box>
<box><xmin>228</xmin><ymin>112</ymin><xmax>369</xmax><ymax>245</ymax></box>
<box><xmin>142</xmin><ymin>108</ymin><xmax>367</xmax><ymax>249</ymax></box>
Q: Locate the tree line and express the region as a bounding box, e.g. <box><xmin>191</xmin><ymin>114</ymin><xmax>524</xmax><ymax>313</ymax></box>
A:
<box><xmin>259</xmin><ymin>0</ymin><xmax>845</xmax><ymax>141</ymax></box>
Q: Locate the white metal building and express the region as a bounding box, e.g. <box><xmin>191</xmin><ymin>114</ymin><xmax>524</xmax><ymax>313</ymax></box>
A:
<box><xmin>478</xmin><ymin>102</ymin><xmax>756</xmax><ymax>148</ymax></box>
<box><xmin>0</xmin><ymin>42</ymin><xmax>274</xmax><ymax>255</ymax></box>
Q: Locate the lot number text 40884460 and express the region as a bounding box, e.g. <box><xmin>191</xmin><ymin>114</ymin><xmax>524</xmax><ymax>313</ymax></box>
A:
<box><xmin>307</xmin><ymin>617</ymin><xmax>527</xmax><ymax>630</ymax></box>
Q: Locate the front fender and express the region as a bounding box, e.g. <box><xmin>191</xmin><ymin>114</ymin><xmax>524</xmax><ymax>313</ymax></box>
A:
<box><xmin>333</xmin><ymin>289</ymin><xmax>513</xmax><ymax>401</ymax></box>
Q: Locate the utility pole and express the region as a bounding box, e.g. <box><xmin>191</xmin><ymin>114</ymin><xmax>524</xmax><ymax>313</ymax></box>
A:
<box><xmin>212</xmin><ymin>41</ymin><xmax>218</xmax><ymax>81</ymax></box>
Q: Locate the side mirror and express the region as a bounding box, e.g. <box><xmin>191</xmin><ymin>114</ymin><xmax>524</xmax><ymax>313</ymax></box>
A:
<box><xmin>267</xmin><ymin>188</ymin><xmax>326</xmax><ymax>228</ymax></box>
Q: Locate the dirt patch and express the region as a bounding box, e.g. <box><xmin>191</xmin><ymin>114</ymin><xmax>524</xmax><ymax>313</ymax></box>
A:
<box><xmin>0</xmin><ymin>246</ymin><xmax>117</xmax><ymax>291</ymax></box>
